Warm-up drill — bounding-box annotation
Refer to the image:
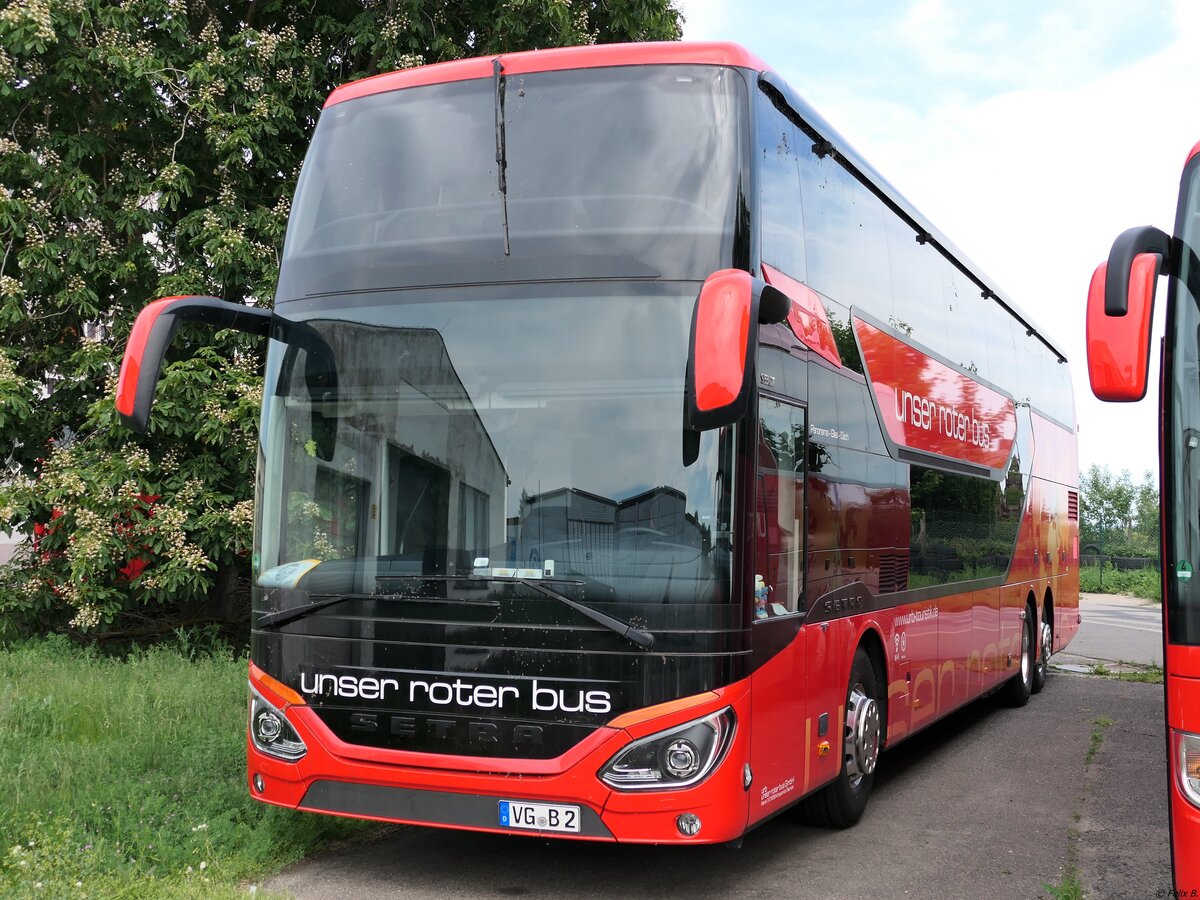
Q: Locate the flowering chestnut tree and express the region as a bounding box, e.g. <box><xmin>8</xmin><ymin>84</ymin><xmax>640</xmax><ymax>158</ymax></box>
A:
<box><xmin>0</xmin><ymin>0</ymin><xmax>683</xmax><ymax>637</ymax></box>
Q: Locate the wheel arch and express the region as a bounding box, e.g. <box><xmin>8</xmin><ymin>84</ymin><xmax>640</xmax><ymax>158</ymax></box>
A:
<box><xmin>855</xmin><ymin>624</ymin><xmax>889</xmax><ymax>747</ymax></box>
<box><xmin>1042</xmin><ymin>586</ymin><xmax>1055</xmax><ymax>646</ymax></box>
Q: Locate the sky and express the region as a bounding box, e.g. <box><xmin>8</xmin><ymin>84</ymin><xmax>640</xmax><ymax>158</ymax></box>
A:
<box><xmin>678</xmin><ymin>0</ymin><xmax>1200</xmax><ymax>483</ymax></box>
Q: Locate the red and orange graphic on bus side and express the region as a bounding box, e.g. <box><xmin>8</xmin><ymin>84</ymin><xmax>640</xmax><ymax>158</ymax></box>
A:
<box><xmin>855</xmin><ymin>317</ymin><xmax>1017</xmax><ymax>472</ymax></box>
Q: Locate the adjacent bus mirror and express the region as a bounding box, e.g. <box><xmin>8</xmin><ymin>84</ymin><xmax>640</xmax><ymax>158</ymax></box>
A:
<box><xmin>116</xmin><ymin>296</ymin><xmax>272</xmax><ymax>432</ymax></box>
<box><xmin>685</xmin><ymin>269</ymin><xmax>789</xmax><ymax>431</ymax></box>
<box><xmin>1086</xmin><ymin>226</ymin><xmax>1169</xmax><ymax>402</ymax></box>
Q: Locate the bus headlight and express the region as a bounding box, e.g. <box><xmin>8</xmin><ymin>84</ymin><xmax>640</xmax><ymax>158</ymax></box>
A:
<box><xmin>599</xmin><ymin>707</ymin><xmax>734</xmax><ymax>791</ymax></box>
<box><xmin>1178</xmin><ymin>729</ymin><xmax>1200</xmax><ymax>808</ymax></box>
<box><xmin>249</xmin><ymin>686</ymin><xmax>307</xmax><ymax>761</ymax></box>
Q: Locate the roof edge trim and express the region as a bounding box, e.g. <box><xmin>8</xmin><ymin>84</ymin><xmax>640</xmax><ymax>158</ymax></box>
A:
<box><xmin>325</xmin><ymin>41</ymin><xmax>769</xmax><ymax>109</ymax></box>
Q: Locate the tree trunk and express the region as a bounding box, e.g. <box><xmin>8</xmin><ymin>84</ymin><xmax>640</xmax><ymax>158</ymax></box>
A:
<box><xmin>207</xmin><ymin>562</ymin><xmax>245</xmax><ymax>623</ymax></box>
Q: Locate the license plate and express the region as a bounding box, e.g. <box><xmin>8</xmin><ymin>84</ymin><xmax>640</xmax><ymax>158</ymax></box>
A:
<box><xmin>498</xmin><ymin>800</ymin><xmax>581</xmax><ymax>833</ymax></box>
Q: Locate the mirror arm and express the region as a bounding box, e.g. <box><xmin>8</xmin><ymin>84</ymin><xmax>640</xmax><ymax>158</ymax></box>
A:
<box><xmin>757</xmin><ymin>284</ymin><xmax>790</xmax><ymax>325</ymax></box>
<box><xmin>1105</xmin><ymin>226</ymin><xmax>1171</xmax><ymax>316</ymax></box>
<box><xmin>117</xmin><ymin>296</ymin><xmax>272</xmax><ymax>433</ymax></box>
<box><xmin>1180</xmin><ymin>239</ymin><xmax>1200</xmax><ymax>304</ymax></box>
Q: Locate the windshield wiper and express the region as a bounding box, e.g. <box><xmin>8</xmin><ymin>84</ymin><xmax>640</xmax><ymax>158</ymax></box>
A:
<box><xmin>380</xmin><ymin>573</ymin><xmax>655</xmax><ymax>648</ymax></box>
<box><xmin>256</xmin><ymin>575</ymin><xmax>505</xmax><ymax>629</ymax></box>
<box><xmin>256</xmin><ymin>579</ymin><xmax>506</xmax><ymax>630</ymax></box>
<box><xmin>258</xmin><ymin>574</ymin><xmax>655</xmax><ymax>648</ymax></box>
<box><xmin>257</xmin><ymin>594</ymin><xmax>368</xmax><ymax>630</ymax></box>
<box><xmin>493</xmin><ymin>57</ymin><xmax>510</xmax><ymax>256</ymax></box>
<box><xmin>513</xmin><ymin>578</ymin><xmax>655</xmax><ymax>649</ymax></box>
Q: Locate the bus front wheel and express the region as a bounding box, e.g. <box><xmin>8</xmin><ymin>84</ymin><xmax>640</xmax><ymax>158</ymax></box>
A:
<box><xmin>799</xmin><ymin>647</ymin><xmax>880</xmax><ymax>828</ymax></box>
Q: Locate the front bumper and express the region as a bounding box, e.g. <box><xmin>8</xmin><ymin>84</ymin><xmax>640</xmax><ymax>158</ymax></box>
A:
<box><xmin>247</xmin><ymin>666</ymin><xmax>752</xmax><ymax>844</ymax></box>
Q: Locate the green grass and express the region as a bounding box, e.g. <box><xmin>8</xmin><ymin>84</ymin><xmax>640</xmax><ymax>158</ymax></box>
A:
<box><xmin>1088</xmin><ymin>662</ymin><xmax>1164</xmax><ymax>685</ymax></box>
<box><xmin>0</xmin><ymin>636</ymin><xmax>378</xmax><ymax>898</ymax></box>
<box><xmin>1042</xmin><ymin>863</ymin><xmax>1085</xmax><ymax>900</ymax></box>
<box><xmin>1113</xmin><ymin>665</ymin><xmax>1165</xmax><ymax>684</ymax></box>
<box><xmin>1086</xmin><ymin>717</ymin><xmax>1114</xmax><ymax>766</ymax></box>
<box><xmin>1079</xmin><ymin>564</ymin><xmax>1161</xmax><ymax>602</ymax></box>
<box><xmin>1040</xmin><ymin>714</ymin><xmax>1118</xmax><ymax>899</ymax></box>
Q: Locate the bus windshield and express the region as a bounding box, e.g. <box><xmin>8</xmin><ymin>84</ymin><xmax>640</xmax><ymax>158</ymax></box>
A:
<box><xmin>254</xmin><ymin>283</ymin><xmax>735</xmax><ymax>634</ymax></box>
<box><xmin>278</xmin><ymin>64</ymin><xmax>744</xmax><ymax>298</ymax></box>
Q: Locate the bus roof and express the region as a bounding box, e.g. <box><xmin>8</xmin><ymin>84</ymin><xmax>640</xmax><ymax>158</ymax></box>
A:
<box><xmin>324</xmin><ymin>41</ymin><xmax>769</xmax><ymax>109</ymax></box>
<box><xmin>324</xmin><ymin>41</ymin><xmax>1067</xmax><ymax>363</ymax></box>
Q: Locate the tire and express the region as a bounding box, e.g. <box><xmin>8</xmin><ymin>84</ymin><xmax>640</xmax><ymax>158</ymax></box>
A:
<box><xmin>799</xmin><ymin>647</ymin><xmax>882</xmax><ymax>828</ymax></box>
<box><xmin>1031</xmin><ymin>606</ymin><xmax>1052</xmax><ymax>694</ymax></box>
<box><xmin>1000</xmin><ymin>606</ymin><xmax>1034</xmax><ymax>707</ymax></box>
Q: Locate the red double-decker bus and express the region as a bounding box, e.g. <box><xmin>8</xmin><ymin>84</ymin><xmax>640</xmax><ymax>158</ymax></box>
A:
<box><xmin>116</xmin><ymin>42</ymin><xmax>1078</xmax><ymax>844</ymax></box>
<box><xmin>1085</xmin><ymin>142</ymin><xmax>1200</xmax><ymax>890</ymax></box>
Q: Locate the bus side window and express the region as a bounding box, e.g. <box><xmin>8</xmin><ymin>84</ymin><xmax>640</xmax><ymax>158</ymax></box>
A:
<box><xmin>757</xmin><ymin>397</ymin><xmax>806</xmax><ymax>617</ymax></box>
<box><xmin>806</xmin><ymin>363</ymin><xmax>842</xmax><ymax>474</ymax></box>
<box><xmin>945</xmin><ymin>269</ymin><xmax>992</xmax><ymax>383</ymax></box>
<box><xmin>883</xmin><ymin>214</ymin><xmax>942</xmax><ymax>351</ymax></box>
<box><xmin>908</xmin><ymin>464</ymin><xmax>1008</xmax><ymax>585</ymax></box>
<box><xmin>833</xmin><ymin>375</ymin><xmax>871</xmax><ymax>450</ymax></box>
<box><xmin>756</xmin><ymin>89</ymin><xmax>807</xmax><ymax>281</ymax></box>
<box><xmin>820</xmin><ymin>294</ymin><xmax>863</xmax><ymax>375</ymax></box>
<box><xmin>797</xmin><ymin>149</ymin><xmax>892</xmax><ymax>323</ymax></box>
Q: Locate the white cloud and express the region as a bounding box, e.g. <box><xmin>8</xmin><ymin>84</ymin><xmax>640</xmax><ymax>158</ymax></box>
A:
<box><xmin>675</xmin><ymin>0</ymin><xmax>731</xmax><ymax>42</ymax></box>
<box><xmin>892</xmin><ymin>0</ymin><xmax>1166</xmax><ymax>93</ymax></box>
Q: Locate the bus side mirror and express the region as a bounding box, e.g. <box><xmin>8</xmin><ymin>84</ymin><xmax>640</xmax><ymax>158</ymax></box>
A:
<box><xmin>1086</xmin><ymin>226</ymin><xmax>1169</xmax><ymax>402</ymax></box>
<box><xmin>685</xmin><ymin>269</ymin><xmax>789</xmax><ymax>431</ymax></box>
<box><xmin>116</xmin><ymin>296</ymin><xmax>272</xmax><ymax>432</ymax></box>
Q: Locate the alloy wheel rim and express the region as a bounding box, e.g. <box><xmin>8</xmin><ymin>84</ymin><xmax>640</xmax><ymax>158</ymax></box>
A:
<box><xmin>844</xmin><ymin>684</ymin><xmax>880</xmax><ymax>787</ymax></box>
<box><xmin>1021</xmin><ymin>617</ymin><xmax>1032</xmax><ymax>683</ymax></box>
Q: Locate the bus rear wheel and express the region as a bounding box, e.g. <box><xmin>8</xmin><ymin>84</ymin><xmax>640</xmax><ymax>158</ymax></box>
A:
<box><xmin>1031</xmin><ymin>609</ymin><xmax>1052</xmax><ymax>694</ymax></box>
<box><xmin>799</xmin><ymin>647</ymin><xmax>880</xmax><ymax>828</ymax></box>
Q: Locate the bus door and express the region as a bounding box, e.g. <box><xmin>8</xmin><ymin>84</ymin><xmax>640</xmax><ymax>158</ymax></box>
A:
<box><xmin>748</xmin><ymin>395</ymin><xmax>808</xmax><ymax>822</ymax></box>
<box><xmin>1163</xmin><ymin>184</ymin><xmax>1200</xmax><ymax>888</ymax></box>
<box><xmin>800</xmin><ymin>363</ymin><xmax>851</xmax><ymax>794</ymax></box>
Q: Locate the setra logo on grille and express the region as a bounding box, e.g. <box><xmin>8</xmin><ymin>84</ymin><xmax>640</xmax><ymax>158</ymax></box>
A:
<box><xmin>348</xmin><ymin>712</ymin><xmax>547</xmax><ymax>748</ymax></box>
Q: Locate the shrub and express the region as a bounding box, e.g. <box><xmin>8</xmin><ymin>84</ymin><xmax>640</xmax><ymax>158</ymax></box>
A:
<box><xmin>1079</xmin><ymin>562</ymin><xmax>1161</xmax><ymax>601</ymax></box>
<box><xmin>0</xmin><ymin>337</ymin><xmax>260</xmax><ymax>640</ymax></box>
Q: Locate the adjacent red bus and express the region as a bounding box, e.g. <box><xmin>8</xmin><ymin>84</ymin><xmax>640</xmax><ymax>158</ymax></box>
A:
<box><xmin>117</xmin><ymin>42</ymin><xmax>1079</xmax><ymax>844</ymax></box>
<box><xmin>1085</xmin><ymin>142</ymin><xmax>1200</xmax><ymax>889</ymax></box>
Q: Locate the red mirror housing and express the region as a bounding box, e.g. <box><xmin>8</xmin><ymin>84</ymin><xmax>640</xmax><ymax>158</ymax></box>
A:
<box><xmin>116</xmin><ymin>296</ymin><xmax>272</xmax><ymax>432</ymax></box>
<box><xmin>1086</xmin><ymin>260</ymin><xmax>1156</xmax><ymax>402</ymax></box>
<box><xmin>1087</xmin><ymin>224</ymin><xmax>1172</xmax><ymax>403</ymax></box>
<box><xmin>685</xmin><ymin>269</ymin><xmax>788</xmax><ymax>431</ymax></box>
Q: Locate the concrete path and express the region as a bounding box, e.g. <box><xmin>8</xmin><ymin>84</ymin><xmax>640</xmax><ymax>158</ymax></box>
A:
<box><xmin>265</xmin><ymin>674</ymin><xmax>1169</xmax><ymax>899</ymax></box>
<box><xmin>1059</xmin><ymin>592</ymin><xmax>1163</xmax><ymax>669</ymax></box>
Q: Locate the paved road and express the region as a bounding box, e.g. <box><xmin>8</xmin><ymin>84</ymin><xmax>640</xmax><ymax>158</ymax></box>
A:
<box><xmin>266</xmin><ymin>674</ymin><xmax>1169</xmax><ymax>899</ymax></box>
<box><xmin>1065</xmin><ymin>592</ymin><xmax>1163</xmax><ymax>667</ymax></box>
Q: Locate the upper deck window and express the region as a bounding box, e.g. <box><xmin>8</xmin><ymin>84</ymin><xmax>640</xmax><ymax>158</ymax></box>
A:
<box><xmin>280</xmin><ymin>65</ymin><xmax>746</xmax><ymax>299</ymax></box>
